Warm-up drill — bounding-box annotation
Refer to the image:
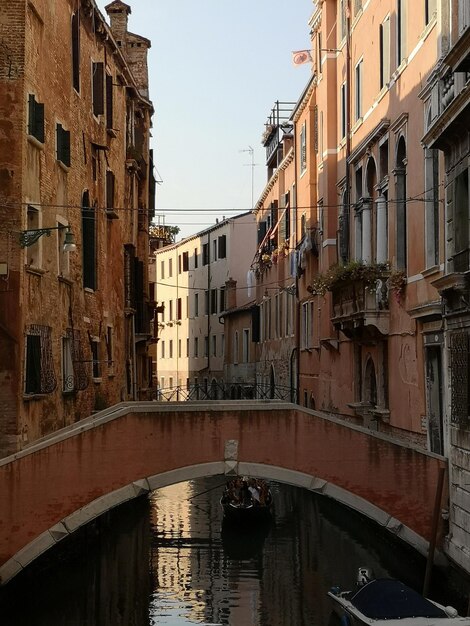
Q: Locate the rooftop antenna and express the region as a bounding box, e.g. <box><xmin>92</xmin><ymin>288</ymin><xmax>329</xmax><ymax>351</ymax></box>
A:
<box><xmin>240</xmin><ymin>146</ymin><xmax>258</xmax><ymax>210</ymax></box>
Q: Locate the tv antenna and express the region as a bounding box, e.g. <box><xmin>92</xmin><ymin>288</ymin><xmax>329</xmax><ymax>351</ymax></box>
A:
<box><xmin>240</xmin><ymin>146</ymin><xmax>258</xmax><ymax>210</ymax></box>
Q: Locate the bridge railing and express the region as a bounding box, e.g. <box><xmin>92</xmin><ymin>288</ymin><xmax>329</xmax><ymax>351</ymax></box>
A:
<box><xmin>141</xmin><ymin>381</ymin><xmax>298</xmax><ymax>403</ymax></box>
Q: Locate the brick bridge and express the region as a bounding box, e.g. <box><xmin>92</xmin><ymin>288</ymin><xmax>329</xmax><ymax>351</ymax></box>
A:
<box><xmin>0</xmin><ymin>401</ymin><xmax>447</xmax><ymax>585</ymax></box>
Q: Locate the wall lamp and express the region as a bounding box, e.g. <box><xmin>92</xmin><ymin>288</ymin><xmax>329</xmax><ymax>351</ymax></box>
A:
<box><xmin>18</xmin><ymin>225</ymin><xmax>77</xmax><ymax>252</ymax></box>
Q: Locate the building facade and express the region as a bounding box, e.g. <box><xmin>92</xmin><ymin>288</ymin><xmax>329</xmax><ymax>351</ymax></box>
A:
<box><xmin>152</xmin><ymin>213</ymin><xmax>256</xmax><ymax>399</ymax></box>
<box><xmin>422</xmin><ymin>0</ymin><xmax>470</xmax><ymax>575</ymax></box>
<box><xmin>0</xmin><ymin>0</ymin><xmax>154</xmax><ymax>456</ymax></box>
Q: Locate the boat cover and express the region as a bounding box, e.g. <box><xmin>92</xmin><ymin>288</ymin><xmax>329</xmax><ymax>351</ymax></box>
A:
<box><xmin>350</xmin><ymin>579</ymin><xmax>447</xmax><ymax>620</ymax></box>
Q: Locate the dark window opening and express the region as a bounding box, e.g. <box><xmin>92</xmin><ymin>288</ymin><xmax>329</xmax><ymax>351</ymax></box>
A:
<box><xmin>28</xmin><ymin>95</ymin><xmax>45</xmax><ymax>143</ymax></box>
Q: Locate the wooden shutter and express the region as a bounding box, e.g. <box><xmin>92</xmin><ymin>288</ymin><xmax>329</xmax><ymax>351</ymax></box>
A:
<box><xmin>218</xmin><ymin>235</ymin><xmax>227</xmax><ymax>258</ymax></box>
<box><xmin>106</xmin><ymin>73</ymin><xmax>113</xmax><ymax>129</ymax></box>
<box><xmin>92</xmin><ymin>62</ymin><xmax>104</xmax><ymax>116</ymax></box>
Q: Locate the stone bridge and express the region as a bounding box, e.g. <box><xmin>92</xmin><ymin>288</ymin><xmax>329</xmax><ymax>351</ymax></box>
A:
<box><xmin>0</xmin><ymin>401</ymin><xmax>447</xmax><ymax>585</ymax></box>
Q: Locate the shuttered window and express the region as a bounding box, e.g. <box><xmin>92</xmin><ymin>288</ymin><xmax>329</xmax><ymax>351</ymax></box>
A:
<box><xmin>72</xmin><ymin>11</ymin><xmax>80</xmax><ymax>92</ymax></box>
<box><xmin>106</xmin><ymin>73</ymin><xmax>113</xmax><ymax>129</ymax></box>
<box><xmin>218</xmin><ymin>235</ymin><xmax>227</xmax><ymax>258</ymax></box>
<box><xmin>28</xmin><ymin>95</ymin><xmax>45</xmax><ymax>143</ymax></box>
<box><xmin>92</xmin><ymin>62</ymin><xmax>104</xmax><ymax>116</ymax></box>
<box><xmin>56</xmin><ymin>124</ymin><xmax>71</xmax><ymax>167</ymax></box>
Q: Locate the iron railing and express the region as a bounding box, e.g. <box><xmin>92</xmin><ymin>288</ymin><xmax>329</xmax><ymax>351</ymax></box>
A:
<box><xmin>144</xmin><ymin>381</ymin><xmax>297</xmax><ymax>404</ymax></box>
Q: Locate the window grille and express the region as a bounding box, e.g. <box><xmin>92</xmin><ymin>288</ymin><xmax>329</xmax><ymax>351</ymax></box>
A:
<box><xmin>25</xmin><ymin>325</ymin><xmax>57</xmax><ymax>394</ymax></box>
<box><xmin>67</xmin><ymin>328</ymin><xmax>89</xmax><ymax>391</ymax></box>
<box><xmin>450</xmin><ymin>331</ymin><xmax>469</xmax><ymax>424</ymax></box>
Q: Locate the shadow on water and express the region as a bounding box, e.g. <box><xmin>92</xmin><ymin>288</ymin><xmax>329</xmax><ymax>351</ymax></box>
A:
<box><xmin>221</xmin><ymin>518</ymin><xmax>271</xmax><ymax>561</ymax></box>
<box><xmin>0</xmin><ymin>497</ymin><xmax>151</xmax><ymax>626</ymax></box>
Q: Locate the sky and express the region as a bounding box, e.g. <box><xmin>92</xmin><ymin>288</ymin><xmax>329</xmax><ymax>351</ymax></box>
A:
<box><xmin>95</xmin><ymin>0</ymin><xmax>314</xmax><ymax>240</ymax></box>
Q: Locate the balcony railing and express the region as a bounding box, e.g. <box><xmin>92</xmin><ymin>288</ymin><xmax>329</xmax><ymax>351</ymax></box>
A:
<box><xmin>331</xmin><ymin>277</ymin><xmax>390</xmax><ymax>338</ymax></box>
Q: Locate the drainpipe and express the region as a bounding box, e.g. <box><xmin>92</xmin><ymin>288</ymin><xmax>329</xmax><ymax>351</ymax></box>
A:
<box><xmin>293</xmin><ymin>116</ymin><xmax>300</xmax><ymax>405</ymax></box>
<box><xmin>345</xmin><ymin>0</ymin><xmax>352</xmax><ymax>255</ymax></box>
<box><xmin>207</xmin><ymin>230</ymin><xmax>211</xmax><ymax>377</ymax></box>
<box><xmin>132</xmin><ymin>315</ymin><xmax>137</xmax><ymax>400</ymax></box>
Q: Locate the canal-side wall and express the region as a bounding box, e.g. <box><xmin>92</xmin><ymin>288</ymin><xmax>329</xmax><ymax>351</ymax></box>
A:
<box><xmin>0</xmin><ymin>401</ymin><xmax>447</xmax><ymax>584</ymax></box>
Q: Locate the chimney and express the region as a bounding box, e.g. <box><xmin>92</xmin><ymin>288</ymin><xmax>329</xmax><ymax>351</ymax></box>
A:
<box><xmin>225</xmin><ymin>278</ymin><xmax>237</xmax><ymax>310</ymax></box>
<box><xmin>105</xmin><ymin>1</ymin><xmax>151</xmax><ymax>99</ymax></box>
<box><xmin>105</xmin><ymin>1</ymin><xmax>131</xmax><ymax>43</ymax></box>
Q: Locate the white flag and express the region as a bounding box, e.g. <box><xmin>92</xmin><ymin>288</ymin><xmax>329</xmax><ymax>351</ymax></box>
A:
<box><xmin>292</xmin><ymin>50</ymin><xmax>313</xmax><ymax>66</ymax></box>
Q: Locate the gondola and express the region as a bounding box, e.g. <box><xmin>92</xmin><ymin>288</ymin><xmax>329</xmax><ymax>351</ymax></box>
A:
<box><xmin>220</xmin><ymin>477</ymin><xmax>272</xmax><ymax>525</ymax></box>
<box><xmin>328</xmin><ymin>568</ymin><xmax>470</xmax><ymax>625</ymax></box>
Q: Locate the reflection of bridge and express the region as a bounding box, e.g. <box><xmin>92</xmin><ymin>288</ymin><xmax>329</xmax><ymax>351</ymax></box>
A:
<box><xmin>0</xmin><ymin>401</ymin><xmax>446</xmax><ymax>585</ymax></box>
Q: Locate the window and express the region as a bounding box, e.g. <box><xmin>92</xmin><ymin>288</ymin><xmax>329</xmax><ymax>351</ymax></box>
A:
<box><xmin>425</xmin><ymin>0</ymin><xmax>436</xmax><ymax>25</ymax></box>
<box><xmin>340</xmin><ymin>83</ymin><xmax>347</xmax><ymax>140</ymax></box>
<box><xmin>25</xmin><ymin>325</ymin><xmax>57</xmax><ymax>394</ymax></box>
<box><xmin>92</xmin><ymin>62</ymin><xmax>104</xmax><ymax>116</ymax></box>
<box><xmin>56</xmin><ymin>123</ymin><xmax>70</xmax><ymax>167</ymax></box>
<box><xmin>71</xmin><ymin>11</ymin><xmax>80</xmax><ymax>92</ymax></box>
<box><xmin>177</xmin><ymin>298</ymin><xmax>182</xmax><ymax>320</ymax></box>
<box><xmin>204</xmin><ymin>290</ymin><xmax>209</xmax><ymax>315</ymax></box>
<box><xmin>204</xmin><ymin>336</ymin><xmax>209</xmax><ymax>357</ymax></box>
<box><xmin>169</xmin><ymin>300</ymin><xmax>173</xmax><ymax>320</ymax></box>
<box><xmin>212</xmin><ymin>335</ymin><xmax>217</xmax><ymax>357</ymax></box>
<box><xmin>160</xmin><ymin>260</ymin><xmax>165</xmax><ymax>279</ymax></box>
<box><xmin>210</xmin><ymin>289</ymin><xmax>217</xmax><ymax>314</ymax></box>
<box><xmin>242</xmin><ymin>329</ymin><xmax>250</xmax><ymax>363</ymax></box>
<box><xmin>178</xmin><ymin>339</ymin><xmax>182</xmax><ymax>358</ymax></box>
<box><xmin>26</xmin><ymin>205</ymin><xmax>40</xmax><ymax>267</ymax></box>
<box><xmin>194</xmin><ymin>248</ymin><xmax>198</xmax><ymax>268</ymax></box>
<box><xmin>169</xmin><ymin>258</ymin><xmax>173</xmax><ymax>277</ymax></box>
<box><xmin>202</xmin><ymin>243</ymin><xmax>209</xmax><ymax>265</ymax></box>
<box><xmin>300</xmin><ymin>122</ymin><xmax>307</xmax><ymax>174</ymax></box>
<box><xmin>186</xmin><ymin>338</ymin><xmax>189</xmax><ymax>357</ymax></box>
<box><xmin>453</xmin><ymin>169</ymin><xmax>469</xmax><ymax>272</ymax></box>
<box><xmin>106</xmin><ymin>170</ymin><xmax>116</xmax><ymax>217</ymax></box>
<box><xmin>178</xmin><ymin>254</ymin><xmax>182</xmax><ymax>274</ymax></box>
<box><xmin>301</xmin><ymin>302</ymin><xmax>314</xmax><ymax>349</ymax></box>
<box><xmin>161</xmin><ymin>340</ymin><xmax>165</xmax><ymax>358</ymax></box>
<box><xmin>221</xmin><ymin>334</ymin><xmax>225</xmax><ymax>357</ymax></box>
<box><xmin>182</xmin><ymin>251</ymin><xmax>189</xmax><ymax>271</ymax></box>
<box><xmin>194</xmin><ymin>292</ymin><xmax>199</xmax><ymax>317</ymax></box>
<box><xmin>218</xmin><ymin>235</ymin><xmax>227</xmax><ymax>258</ymax></box>
<box><xmin>81</xmin><ymin>192</ymin><xmax>96</xmax><ymax>290</ymax></box>
<box><xmin>355</xmin><ymin>60</ymin><xmax>363</xmax><ymax>121</ymax></box>
<box><xmin>169</xmin><ymin>340</ymin><xmax>173</xmax><ymax>358</ymax></box>
<box><xmin>91</xmin><ymin>338</ymin><xmax>101</xmax><ymax>379</ymax></box>
<box><xmin>234</xmin><ymin>331</ymin><xmax>239</xmax><ymax>364</ymax></box>
<box><xmin>340</xmin><ymin>0</ymin><xmax>347</xmax><ymax>40</ymax></box>
<box><xmin>194</xmin><ymin>337</ymin><xmax>199</xmax><ymax>357</ymax></box>
<box><xmin>380</xmin><ymin>16</ymin><xmax>390</xmax><ymax>89</ymax></box>
<box><xmin>213</xmin><ymin>239</ymin><xmax>217</xmax><ymax>262</ymax></box>
<box><xmin>219</xmin><ymin>286</ymin><xmax>226</xmax><ymax>312</ymax></box>
<box><xmin>106</xmin><ymin>73</ymin><xmax>114</xmax><ymax>129</ymax></box>
<box><xmin>28</xmin><ymin>95</ymin><xmax>45</xmax><ymax>143</ymax></box>
<box><xmin>425</xmin><ymin>149</ymin><xmax>439</xmax><ymax>269</ymax></box>
<box><xmin>286</xmin><ymin>291</ymin><xmax>294</xmax><ymax>336</ymax></box>
<box><xmin>317</xmin><ymin>32</ymin><xmax>322</xmax><ymax>75</ymax></box>
<box><xmin>57</xmin><ymin>220</ymin><xmax>70</xmax><ymax>277</ymax></box>
<box><xmin>397</xmin><ymin>0</ymin><xmax>406</xmax><ymax>67</ymax></box>
<box><xmin>106</xmin><ymin>326</ymin><xmax>114</xmax><ymax>374</ymax></box>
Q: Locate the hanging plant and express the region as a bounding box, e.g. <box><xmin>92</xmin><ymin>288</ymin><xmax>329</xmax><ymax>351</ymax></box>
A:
<box><xmin>307</xmin><ymin>261</ymin><xmax>392</xmax><ymax>297</ymax></box>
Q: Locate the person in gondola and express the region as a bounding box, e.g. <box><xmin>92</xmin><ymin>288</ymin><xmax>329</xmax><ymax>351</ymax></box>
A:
<box><xmin>240</xmin><ymin>478</ymin><xmax>251</xmax><ymax>506</ymax></box>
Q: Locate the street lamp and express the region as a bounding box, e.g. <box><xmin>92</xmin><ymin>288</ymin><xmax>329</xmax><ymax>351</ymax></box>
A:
<box><xmin>18</xmin><ymin>225</ymin><xmax>77</xmax><ymax>252</ymax></box>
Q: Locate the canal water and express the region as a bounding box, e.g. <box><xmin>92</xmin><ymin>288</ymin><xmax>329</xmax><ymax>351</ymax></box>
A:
<box><xmin>1</xmin><ymin>476</ymin><xmax>468</xmax><ymax>625</ymax></box>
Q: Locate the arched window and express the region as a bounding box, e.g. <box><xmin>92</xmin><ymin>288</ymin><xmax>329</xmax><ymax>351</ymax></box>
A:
<box><xmin>395</xmin><ymin>137</ymin><xmax>407</xmax><ymax>270</ymax></box>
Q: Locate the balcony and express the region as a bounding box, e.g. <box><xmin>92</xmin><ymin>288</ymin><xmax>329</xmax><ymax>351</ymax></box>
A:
<box><xmin>308</xmin><ymin>263</ymin><xmax>406</xmax><ymax>340</ymax></box>
<box><xmin>331</xmin><ymin>278</ymin><xmax>390</xmax><ymax>340</ymax></box>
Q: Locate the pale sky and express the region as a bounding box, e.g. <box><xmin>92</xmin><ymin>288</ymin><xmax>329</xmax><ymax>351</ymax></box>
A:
<box><xmin>96</xmin><ymin>0</ymin><xmax>314</xmax><ymax>239</ymax></box>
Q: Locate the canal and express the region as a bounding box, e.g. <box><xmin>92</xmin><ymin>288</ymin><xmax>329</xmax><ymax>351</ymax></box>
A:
<box><xmin>1</xmin><ymin>476</ymin><xmax>468</xmax><ymax>625</ymax></box>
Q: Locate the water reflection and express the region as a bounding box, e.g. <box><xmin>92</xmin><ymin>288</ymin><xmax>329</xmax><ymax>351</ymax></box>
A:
<box><xmin>0</xmin><ymin>476</ymin><xmax>468</xmax><ymax>625</ymax></box>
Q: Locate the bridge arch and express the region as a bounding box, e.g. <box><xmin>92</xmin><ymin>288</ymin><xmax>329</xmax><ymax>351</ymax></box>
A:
<box><xmin>0</xmin><ymin>401</ymin><xmax>447</xmax><ymax>585</ymax></box>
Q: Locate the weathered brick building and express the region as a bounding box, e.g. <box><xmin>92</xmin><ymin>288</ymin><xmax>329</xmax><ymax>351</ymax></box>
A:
<box><xmin>0</xmin><ymin>0</ymin><xmax>154</xmax><ymax>456</ymax></box>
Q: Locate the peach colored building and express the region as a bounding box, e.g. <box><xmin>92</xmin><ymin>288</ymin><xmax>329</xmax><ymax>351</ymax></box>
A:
<box><xmin>296</xmin><ymin>0</ymin><xmax>444</xmax><ymax>448</ymax></box>
<box><xmin>0</xmin><ymin>0</ymin><xmax>154</xmax><ymax>456</ymax></box>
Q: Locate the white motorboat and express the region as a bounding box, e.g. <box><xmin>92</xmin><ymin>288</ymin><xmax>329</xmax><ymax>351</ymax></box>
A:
<box><xmin>328</xmin><ymin>568</ymin><xmax>470</xmax><ymax>625</ymax></box>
